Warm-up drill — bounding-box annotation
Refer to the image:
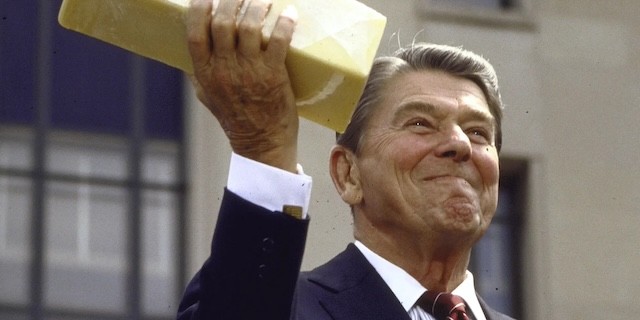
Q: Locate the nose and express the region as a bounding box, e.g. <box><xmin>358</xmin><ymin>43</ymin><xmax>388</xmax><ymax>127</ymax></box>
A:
<box><xmin>434</xmin><ymin>127</ymin><xmax>471</xmax><ymax>162</ymax></box>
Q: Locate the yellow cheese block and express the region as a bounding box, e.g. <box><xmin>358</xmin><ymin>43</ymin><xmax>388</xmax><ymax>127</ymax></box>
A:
<box><xmin>58</xmin><ymin>0</ymin><xmax>386</xmax><ymax>132</ymax></box>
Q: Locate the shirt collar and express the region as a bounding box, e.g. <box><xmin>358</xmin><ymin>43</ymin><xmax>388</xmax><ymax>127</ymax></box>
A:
<box><xmin>354</xmin><ymin>241</ymin><xmax>486</xmax><ymax>320</ymax></box>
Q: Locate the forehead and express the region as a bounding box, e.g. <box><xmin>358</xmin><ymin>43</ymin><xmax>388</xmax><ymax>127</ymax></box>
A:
<box><xmin>374</xmin><ymin>70</ymin><xmax>491</xmax><ymax>122</ymax></box>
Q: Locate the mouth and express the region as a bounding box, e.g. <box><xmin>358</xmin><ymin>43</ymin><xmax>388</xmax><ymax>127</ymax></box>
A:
<box><xmin>424</xmin><ymin>175</ymin><xmax>474</xmax><ymax>189</ymax></box>
<box><xmin>426</xmin><ymin>175</ymin><xmax>465</xmax><ymax>182</ymax></box>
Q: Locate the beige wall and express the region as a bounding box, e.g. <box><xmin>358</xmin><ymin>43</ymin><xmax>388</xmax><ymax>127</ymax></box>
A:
<box><xmin>186</xmin><ymin>1</ymin><xmax>640</xmax><ymax>319</ymax></box>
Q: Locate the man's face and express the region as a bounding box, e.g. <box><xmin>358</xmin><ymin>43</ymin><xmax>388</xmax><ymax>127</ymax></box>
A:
<box><xmin>353</xmin><ymin>70</ymin><xmax>499</xmax><ymax>244</ymax></box>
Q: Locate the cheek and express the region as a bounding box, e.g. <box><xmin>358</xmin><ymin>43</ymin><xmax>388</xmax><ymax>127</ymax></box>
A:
<box><xmin>476</xmin><ymin>149</ymin><xmax>500</xmax><ymax>187</ymax></box>
<box><xmin>363</xmin><ymin>133</ymin><xmax>428</xmax><ymax>173</ymax></box>
<box><xmin>387</xmin><ymin>137</ymin><xmax>433</xmax><ymax>172</ymax></box>
<box><xmin>475</xmin><ymin>151</ymin><xmax>500</xmax><ymax>211</ymax></box>
<box><xmin>357</xmin><ymin>137</ymin><xmax>428</xmax><ymax>211</ymax></box>
<box><xmin>482</xmin><ymin>184</ymin><xmax>499</xmax><ymax>221</ymax></box>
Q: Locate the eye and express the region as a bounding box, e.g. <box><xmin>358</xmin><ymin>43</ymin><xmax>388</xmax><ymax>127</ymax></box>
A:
<box><xmin>467</xmin><ymin>128</ymin><xmax>493</xmax><ymax>144</ymax></box>
<box><xmin>405</xmin><ymin>118</ymin><xmax>432</xmax><ymax>128</ymax></box>
<box><xmin>403</xmin><ymin>119</ymin><xmax>434</xmax><ymax>133</ymax></box>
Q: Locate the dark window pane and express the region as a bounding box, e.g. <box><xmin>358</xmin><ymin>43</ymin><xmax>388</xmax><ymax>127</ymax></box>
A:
<box><xmin>432</xmin><ymin>0</ymin><xmax>513</xmax><ymax>9</ymax></box>
<box><xmin>144</xmin><ymin>60</ymin><xmax>183</xmax><ymax>140</ymax></box>
<box><xmin>469</xmin><ymin>162</ymin><xmax>524</xmax><ymax>318</ymax></box>
<box><xmin>474</xmin><ymin>223</ymin><xmax>515</xmax><ymax>315</ymax></box>
<box><xmin>51</xmin><ymin>21</ymin><xmax>132</xmax><ymax>135</ymax></box>
<box><xmin>0</xmin><ymin>311</ymin><xmax>29</xmax><ymax>320</ymax></box>
<box><xmin>0</xmin><ymin>0</ymin><xmax>39</xmax><ymax>124</ymax></box>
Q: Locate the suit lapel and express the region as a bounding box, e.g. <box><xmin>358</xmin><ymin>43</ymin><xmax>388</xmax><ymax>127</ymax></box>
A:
<box><xmin>306</xmin><ymin>244</ymin><xmax>411</xmax><ymax>320</ymax></box>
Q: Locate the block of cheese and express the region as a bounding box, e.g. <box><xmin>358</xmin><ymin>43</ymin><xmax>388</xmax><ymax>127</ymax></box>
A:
<box><xmin>58</xmin><ymin>0</ymin><xmax>386</xmax><ymax>132</ymax></box>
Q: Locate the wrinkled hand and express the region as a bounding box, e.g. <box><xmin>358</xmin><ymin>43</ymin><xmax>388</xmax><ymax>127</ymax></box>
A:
<box><xmin>187</xmin><ymin>0</ymin><xmax>299</xmax><ymax>172</ymax></box>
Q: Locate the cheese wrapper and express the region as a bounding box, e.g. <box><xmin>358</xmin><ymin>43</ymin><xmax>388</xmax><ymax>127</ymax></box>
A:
<box><xmin>58</xmin><ymin>0</ymin><xmax>386</xmax><ymax>132</ymax></box>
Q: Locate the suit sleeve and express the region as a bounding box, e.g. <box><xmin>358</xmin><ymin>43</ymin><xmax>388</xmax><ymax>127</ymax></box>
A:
<box><xmin>177</xmin><ymin>188</ymin><xmax>310</xmax><ymax>320</ymax></box>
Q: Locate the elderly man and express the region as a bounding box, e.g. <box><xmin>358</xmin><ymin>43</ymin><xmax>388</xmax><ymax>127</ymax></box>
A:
<box><xmin>178</xmin><ymin>0</ymin><xmax>514</xmax><ymax>319</ymax></box>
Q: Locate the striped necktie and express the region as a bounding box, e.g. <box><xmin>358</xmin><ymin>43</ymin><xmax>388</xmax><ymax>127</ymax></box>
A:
<box><xmin>418</xmin><ymin>291</ymin><xmax>470</xmax><ymax>320</ymax></box>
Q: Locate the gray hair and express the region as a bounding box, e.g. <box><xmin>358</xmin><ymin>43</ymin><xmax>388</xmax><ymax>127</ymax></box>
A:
<box><xmin>337</xmin><ymin>43</ymin><xmax>504</xmax><ymax>153</ymax></box>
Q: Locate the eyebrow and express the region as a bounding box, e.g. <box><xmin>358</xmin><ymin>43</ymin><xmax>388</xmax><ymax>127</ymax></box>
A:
<box><xmin>459</xmin><ymin>107</ymin><xmax>495</xmax><ymax>128</ymax></box>
<box><xmin>391</xmin><ymin>101</ymin><xmax>438</xmax><ymax>125</ymax></box>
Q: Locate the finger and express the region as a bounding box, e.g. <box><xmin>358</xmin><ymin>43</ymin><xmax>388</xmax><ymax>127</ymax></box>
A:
<box><xmin>211</xmin><ymin>0</ymin><xmax>244</xmax><ymax>57</ymax></box>
<box><xmin>237</xmin><ymin>0</ymin><xmax>272</xmax><ymax>59</ymax></box>
<box><xmin>186</xmin><ymin>0</ymin><xmax>214</xmax><ymax>69</ymax></box>
<box><xmin>265</xmin><ymin>5</ymin><xmax>297</xmax><ymax>65</ymax></box>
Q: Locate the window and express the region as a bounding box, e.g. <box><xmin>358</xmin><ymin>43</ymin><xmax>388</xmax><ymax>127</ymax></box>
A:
<box><xmin>418</xmin><ymin>0</ymin><xmax>533</xmax><ymax>28</ymax></box>
<box><xmin>432</xmin><ymin>0</ymin><xmax>515</xmax><ymax>10</ymax></box>
<box><xmin>0</xmin><ymin>1</ymin><xmax>185</xmax><ymax>319</ymax></box>
<box><xmin>469</xmin><ymin>158</ymin><xmax>527</xmax><ymax>319</ymax></box>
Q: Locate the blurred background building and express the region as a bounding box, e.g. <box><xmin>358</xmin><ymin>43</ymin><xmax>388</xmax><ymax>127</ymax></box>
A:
<box><xmin>1</xmin><ymin>0</ymin><xmax>639</xmax><ymax>319</ymax></box>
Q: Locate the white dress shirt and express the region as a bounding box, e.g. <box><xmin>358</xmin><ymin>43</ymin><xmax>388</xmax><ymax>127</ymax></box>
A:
<box><xmin>227</xmin><ymin>152</ymin><xmax>486</xmax><ymax>319</ymax></box>
<box><xmin>227</xmin><ymin>152</ymin><xmax>312</xmax><ymax>218</ymax></box>
<box><xmin>354</xmin><ymin>241</ymin><xmax>486</xmax><ymax>320</ymax></box>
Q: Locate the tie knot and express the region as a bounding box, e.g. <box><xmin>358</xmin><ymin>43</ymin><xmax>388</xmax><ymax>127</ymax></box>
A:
<box><xmin>418</xmin><ymin>291</ymin><xmax>469</xmax><ymax>320</ymax></box>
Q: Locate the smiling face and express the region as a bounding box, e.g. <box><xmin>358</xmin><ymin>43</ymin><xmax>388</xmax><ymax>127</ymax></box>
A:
<box><xmin>351</xmin><ymin>70</ymin><xmax>500</xmax><ymax>246</ymax></box>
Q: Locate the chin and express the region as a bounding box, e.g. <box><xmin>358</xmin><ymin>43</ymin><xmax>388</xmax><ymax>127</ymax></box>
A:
<box><xmin>442</xmin><ymin>210</ymin><xmax>484</xmax><ymax>236</ymax></box>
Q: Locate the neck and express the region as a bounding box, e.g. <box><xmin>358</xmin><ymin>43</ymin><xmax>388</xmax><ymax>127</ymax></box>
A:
<box><xmin>355</xmin><ymin>223</ymin><xmax>473</xmax><ymax>292</ymax></box>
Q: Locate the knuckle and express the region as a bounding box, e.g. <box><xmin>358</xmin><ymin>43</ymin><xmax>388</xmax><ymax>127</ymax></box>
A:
<box><xmin>211</xmin><ymin>16</ymin><xmax>235</xmax><ymax>33</ymax></box>
<box><xmin>237</xmin><ymin>21</ymin><xmax>260</xmax><ymax>36</ymax></box>
<box><xmin>268</xmin><ymin>28</ymin><xmax>292</xmax><ymax>46</ymax></box>
<box><xmin>269</xmin><ymin>31</ymin><xmax>285</xmax><ymax>41</ymax></box>
<box><xmin>187</xmin><ymin>31</ymin><xmax>207</xmax><ymax>47</ymax></box>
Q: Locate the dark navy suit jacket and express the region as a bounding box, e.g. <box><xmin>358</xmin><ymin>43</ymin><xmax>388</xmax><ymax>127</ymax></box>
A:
<box><xmin>177</xmin><ymin>189</ymin><xmax>514</xmax><ymax>320</ymax></box>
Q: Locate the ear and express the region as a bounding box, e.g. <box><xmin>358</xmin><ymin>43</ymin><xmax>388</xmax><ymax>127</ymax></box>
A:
<box><xmin>329</xmin><ymin>145</ymin><xmax>363</xmax><ymax>206</ymax></box>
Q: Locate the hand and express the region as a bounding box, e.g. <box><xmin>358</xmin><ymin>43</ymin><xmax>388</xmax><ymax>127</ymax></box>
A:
<box><xmin>187</xmin><ymin>0</ymin><xmax>299</xmax><ymax>173</ymax></box>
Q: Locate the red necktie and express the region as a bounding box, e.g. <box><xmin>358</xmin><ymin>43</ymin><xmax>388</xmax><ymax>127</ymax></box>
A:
<box><xmin>418</xmin><ymin>291</ymin><xmax>470</xmax><ymax>320</ymax></box>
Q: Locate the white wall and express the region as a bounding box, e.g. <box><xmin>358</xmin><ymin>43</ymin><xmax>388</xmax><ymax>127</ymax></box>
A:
<box><xmin>186</xmin><ymin>1</ymin><xmax>640</xmax><ymax>319</ymax></box>
<box><xmin>533</xmin><ymin>1</ymin><xmax>640</xmax><ymax>319</ymax></box>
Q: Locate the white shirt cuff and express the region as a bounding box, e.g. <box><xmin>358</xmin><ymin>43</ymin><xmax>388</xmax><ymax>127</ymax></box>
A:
<box><xmin>227</xmin><ymin>152</ymin><xmax>313</xmax><ymax>218</ymax></box>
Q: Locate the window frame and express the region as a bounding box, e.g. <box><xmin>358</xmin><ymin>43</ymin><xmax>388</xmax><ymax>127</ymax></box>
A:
<box><xmin>0</xmin><ymin>0</ymin><xmax>187</xmax><ymax>319</ymax></box>
<box><xmin>416</xmin><ymin>0</ymin><xmax>536</xmax><ymax>29</ymax></box>
<box><xmin>469</xmin><ymin>157</ymin><xmax>527</xmax><ymax>319</ymax></box>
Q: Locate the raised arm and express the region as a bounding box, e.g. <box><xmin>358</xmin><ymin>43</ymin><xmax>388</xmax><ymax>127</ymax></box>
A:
<box><xmin>178</xmin><ymin>1</ymin><xmax>310</xmax><ymax>319</ymax></box>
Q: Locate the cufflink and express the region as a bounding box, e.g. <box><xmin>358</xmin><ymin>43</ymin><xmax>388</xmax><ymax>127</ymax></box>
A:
<box><xmin>282</xmin><ymin>205</ymin><xmax>303</xmax><ymax>219</ymax></box>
